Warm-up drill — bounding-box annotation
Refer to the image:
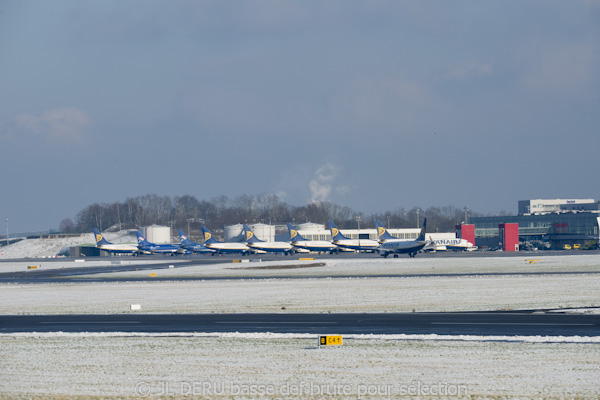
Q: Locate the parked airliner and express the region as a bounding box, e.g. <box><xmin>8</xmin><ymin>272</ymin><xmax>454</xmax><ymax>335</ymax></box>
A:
<box><xmin>242</xmin><ymin>224</ymin><xmax>295</xmax><ymax>254</ymax></box>
<box><xmin>93</xmin><ymin>228</ymin><xmax>139</xmax><ymax>254</ymax></box>
<box><xmin>378</xmin><ymin>219</ymin><xmax>428</xmax><ymax>258</ymax></box>
<box><xmin>177</xmin><ymin>229</ymin><xmax>215</xmax><ymax>254</ymax></box>
<box><xmin>135</xmin><ymin>231</ymin><xmax>183</xmax><ymax>255</ymax></box>
<box><xmin>286</xmin><ymin>222</ymin><xmax>337</xmax><ymax>253</ymax></box>
<box><xmin>327</xmin><ymin>220</ymin><xmax>380</xmax><ymax>252</ymax></box>
<box><xmin>201</xmin><ymin>226</ymin><xmax>250</xmax><ymax>255</ymax></box>
<box><xmin>425</xmin><ymin>237</ymin><xmax>477</xmax><ymax>252</ymax></box>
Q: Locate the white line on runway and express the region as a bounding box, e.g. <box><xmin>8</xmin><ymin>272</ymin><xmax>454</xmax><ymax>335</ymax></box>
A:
<box><xmin>431</xmin><ymin>322</ymin><xmax>594</xmax><ymax>326</ymax></box>
<box><xmin>215</xmin><ymin>321</ymin><xmax>337</xmax><ymax>324</ymax></box>
<box><xmin>39</xmin><ymin>321</ymin><xmax>141</xmax><ymax>324</ymax></box>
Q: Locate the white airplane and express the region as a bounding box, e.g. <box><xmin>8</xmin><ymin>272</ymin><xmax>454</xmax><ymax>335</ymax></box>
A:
<box><xmin>376</xmin><ymin>219</ymin><xmax>475</xmax><ymax>252</ymax></box>
<box><xmin>328</xmin><ymin>220</ymin><xmax>380</xmax><ymax>252</ymax></box>
<box><xmin>93</xmin><ymin>228</ymin><xmax>140</xmax><ymax>254</ymax></box>
<box><xmin>242</xmin><ymin>224</ymin><xmax>295</xmax><ymax>255</ymax></box>
<box><xmin>424</xmin><ymin>237</ymin><xmax>477</xmax><ymax>252</ymax></box>
<box><xmin>378</xmin><ymin>219</ymin><xmax>428</xmax><ymax>258</ymax></box>
<box><xmin>201</xmin><ymin>226</ymin><xmax>250</xmax><ymax>255</ymax></box>
<box><xmin>286</xmin><ymin>222</ymin><xmax>337</xmax><ymax>253</ymax></box>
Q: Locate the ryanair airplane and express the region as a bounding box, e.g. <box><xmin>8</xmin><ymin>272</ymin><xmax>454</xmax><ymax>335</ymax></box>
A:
<box><xmin>177</xmin><ymin>229</ymin><xmax>215</xmax><ymax>254</ymax></box>
<box><xmin>378</xmin><ymin>219</ymin><xmax>428</xmax><ymax>258</ymax></box>
<box><xmin>425</xmin><ymin>237</ymin><xmax>476</xmax><ymax>252</ymax></box>
<box><xmin>201</xmin><ymin>226</ymin><xmax>250</xmax><ymax>255</ymax></box>
<box><xmin>93</xmin><ymin>228</ymin><xmax>139</xmax><ymax>254</ymax></box>
<box><xmin>286</xmin><ymin>222</ymin><xmax>337</xmax><ymax>253</ymax></box>
<box><xmin>327</xmin><ymin>220</ymin><xmax>380</xmax><ymax>252</ymax></box>
<box><xmin>375</xmin><ymin>219</ymin><xmax>475</xmax><ymax>252</ymax></box>
<box><xmin>242</xmin><ymin>224</ymin><xmax>295</xmax><ymax>254</ymax></box>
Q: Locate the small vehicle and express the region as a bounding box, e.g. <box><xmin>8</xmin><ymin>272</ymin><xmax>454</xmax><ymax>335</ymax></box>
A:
<box><xmin>563</xmin><ymin>244</ymin><xmax>572</xmax><ymax>250</ymax></box>
<box><xmin>573</xmin><ymin>244</ymin><xmax>581</xmax><ymax>250</ymax></box>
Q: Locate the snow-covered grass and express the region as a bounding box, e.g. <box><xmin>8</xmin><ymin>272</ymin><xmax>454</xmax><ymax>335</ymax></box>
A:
<box><xmin>1</xmin><ymin>335</ymin><xmax>599</xmax><ymax>399</ymax></box>
<box><xmin>0</xmin><ymin>230</ymin><xmax>136</xmax><ymax>259</ymax></box>
<box><xmin>2</xmin><ymin>254</ymin><xmax>599</xmax><ymax>315</ymax></box>
<box><xmin>1</xmin><ymin>274</ymin><xmax>599</xmax><ymax>315</ymax></box>
<box><xmin>81</xmin><ymin>253</ymin><xmax>600</xmax><ymax>279</ymax></box>
<box><xmin>0</xmin><ymin>258</ymin><xmax>185</xmax><ymax>273</ymax></box>
<box><xmin>2</xmin><ymin>245</ymin><xmax>600</xmax><ymax>398</ymax></box>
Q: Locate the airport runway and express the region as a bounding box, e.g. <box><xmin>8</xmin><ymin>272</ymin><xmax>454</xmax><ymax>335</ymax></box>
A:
<box><xmin>1</xmin><ymin>312</ymin><xmax>599</xmax><ymax>336</ymax></box>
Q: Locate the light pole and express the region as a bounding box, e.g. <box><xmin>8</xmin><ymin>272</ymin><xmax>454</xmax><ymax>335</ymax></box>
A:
<box><xmin>416</xmin><ymin>208</ymin><xmax>420</xmax><ymax>228</ymax></box>
<box><xmin>5</xmin><ymin>219</ymin><xmax>8</xmax><ymax>247</ymax></box>
<box><xmin>187</xmin><ymin>218</ymin><xmax>204</xmax><ymax>237</ymax></box>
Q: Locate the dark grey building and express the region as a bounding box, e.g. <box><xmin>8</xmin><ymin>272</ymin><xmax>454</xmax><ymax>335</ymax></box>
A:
<box><xmin>470</xmin><ymin>212</ymin><xmax>599</xmax><ymax>250</ymax></box>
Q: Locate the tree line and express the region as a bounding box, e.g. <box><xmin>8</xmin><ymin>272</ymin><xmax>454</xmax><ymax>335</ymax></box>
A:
<box><xmin>59</xmin><ymin>193</ymin><xmax>483</xmax><ymax>238</ymax></box>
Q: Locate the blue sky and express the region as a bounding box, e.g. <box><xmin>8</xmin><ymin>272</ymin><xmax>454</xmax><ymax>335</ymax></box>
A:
<box><xmin>1</xmin><ymin>0</ymin><xmax>599</xmax><ymax>232</ymax></box>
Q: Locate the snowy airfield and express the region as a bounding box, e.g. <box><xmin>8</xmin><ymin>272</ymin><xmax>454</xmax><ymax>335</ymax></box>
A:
<box><xmin>1</xmin><ymin>236</ymin><xmax>600</xmax><ymax>398</ymax></box>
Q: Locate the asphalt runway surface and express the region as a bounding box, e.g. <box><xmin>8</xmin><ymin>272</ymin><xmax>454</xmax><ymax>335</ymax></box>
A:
<box><xmin>2</xmin><ymin>312</ymin><xmax>599</xmax><ymax>336</ymax></box>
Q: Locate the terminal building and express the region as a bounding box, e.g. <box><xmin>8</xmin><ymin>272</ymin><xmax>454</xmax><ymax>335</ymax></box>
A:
<box><xmin>471</xmin><ymin>199</ymin><xmax>600</xmax><ymax>250</ymax></box>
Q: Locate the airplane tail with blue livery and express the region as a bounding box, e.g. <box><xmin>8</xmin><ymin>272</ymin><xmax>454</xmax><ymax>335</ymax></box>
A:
<box><xmin>93</xmin><ymin>228</ymin><xmax>112</xmax><ymax>246</ymax></box>
<box><xmin>286</xmin><ymin>222</ymin><xmax>307</xmax><ymax>242</ymax></box>
<box><xmin>374</xmin><ymin>219</ymin><xmax>397</xmax><ymax>242</ymax></box>
<box><xmin>328</xmin><ymin>220</ymin><xmax>350</xmax><ymax>241</ymax></box>
<box><xmin>178</xmin><ymin>229</ymin><xmax>195</xmax><ymax>246</ymax></box>
<box><xmin>135</xmin><ymin>231</ymin><xmax>151</xmax><ymax>246</ymax></box>
<box><xmin>242</xmin><ymin>224</ymin><xmax>265</xmax><ymax>243</ymax></box>
<box><xmin>417</xmin><ymin>219</ymin><xmax>427</xmax><ymax>242</ymax></box>
<box><xmin>201</xmin><ymin>226</ymin><xmax>220</xmax><ymax>245</ymax></box>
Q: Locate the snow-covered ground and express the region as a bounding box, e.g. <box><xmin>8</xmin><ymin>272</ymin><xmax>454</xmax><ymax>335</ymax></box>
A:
<box><xmin>0</xmin><ymin>230</ymin><xmax>136</xmax><ymax>259</ymax></box>
<box><xmin>2</xmin><ymin>239</ymin><xmax>600</xmax><ymax>398</ymax></box>
<box><xmin>0</xmin><ymin>258</ymin><xmax>185</xmax><ymax>273</ymax></box>
<box><xmin>1</xmin><ymin>334</ymin><xmax>599</xmax><ymax>399</ymax></box>
<box><xmin>2</xmin><ymin>274</ymin><xmax>600</xmax><ymax>315</ymax></box>
<box><xmin>2</xmin><ymin>254</ymin><xmax>599</xmax><ymax>315</ymax></box>
<box><xmin>85</xmin><ymin>253</ymin><xmax>600</xmax><ymax>278</ymax></box>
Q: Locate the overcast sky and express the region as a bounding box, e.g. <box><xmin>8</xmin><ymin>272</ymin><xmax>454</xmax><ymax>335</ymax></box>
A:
<box><xmin>1</xmin><ymin>1</ymin><xmax>599</xmax><ymax>232</ymax></box>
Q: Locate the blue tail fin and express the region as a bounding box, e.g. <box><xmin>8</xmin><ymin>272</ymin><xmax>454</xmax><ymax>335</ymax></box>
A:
<box><xmin>178</xmin><ymin>229</ymin><xmax>194</xmax><ymax>245</ymax></box>
<box><xmin>93</xmin><ymin>228</ymin><xmax>112</xmax><ymax>246</ymax></box>
<box><xmin>135</xmin><ymin>231</ymin><xmax>151</xmax><ymax>246</ymax></box>
<box><xmin>328</xmin><ymin>220</ymin><xmax>349</xmax><ymax>241</ymax></box>
<box><xmin>201</xmin><ymin>226</ymin><xmax>220</xmax><ymax>244</ymax></box>
<box><xmin>374</xmin><ymin>219</ymin><xmax>396</xmax><ymax>241</ymax></box>
<box><xmin>243</xmin><ymin>224</ymin><xmax>264</xmax><ymax>243</ymax></box>
<box><xmin>417</xmin><ymin>218</ymin><xmax>427</xmax><ymax>241</ymax></box>
<box><xmin>286</xmin><ymin>222</ymin><xmax>306</xmax><ymax>242</ymax></box>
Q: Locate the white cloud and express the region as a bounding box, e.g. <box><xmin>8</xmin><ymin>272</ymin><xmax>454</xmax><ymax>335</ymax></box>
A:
<box><xmin>15</xmin><ymin>107</ymin><xmax>90</xmax><ymax>142</ymax></box>
<box><xmin>308</xmin><ymin>162</ymin><xmax>348</xmax><ymax>203</ymax></box>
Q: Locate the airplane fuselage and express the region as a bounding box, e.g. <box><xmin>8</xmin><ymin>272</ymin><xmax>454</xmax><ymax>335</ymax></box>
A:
<box><xmin>332</xmin><ymin>239</ymin><xmax>380</xmax><ymax>252</ymax></box>
<box><xmin>290</xmin><ymin>241</ymin><xmax>337</xmax><ymax>252</ymax></box>
<box><xmin>378</xmin><ymin>240</ymin><xmax>428</xmax><ymax>257</ymax></box>
<box><xmin>204</xmin><ymin>242</ymin><xmax>250</xmax><ymax>254</ymax></box>
<box><xmin>96</xmin><ymin>244</ymin><xmax>139</xmax><ymax>254</ymax></box>
<box><xmin>246</xmin><ymin>241</ymin><xmax>294</xmax><ymax>253</ymax></box>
